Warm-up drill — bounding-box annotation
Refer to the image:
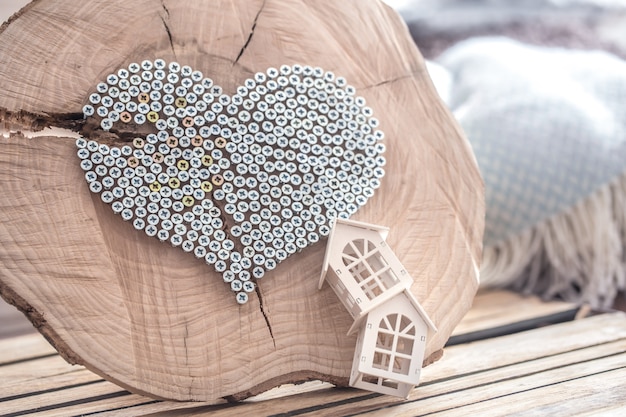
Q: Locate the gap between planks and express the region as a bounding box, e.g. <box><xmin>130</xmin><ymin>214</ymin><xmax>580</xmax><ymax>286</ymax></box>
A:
<box><xmin>1</xmin><ymin>311</ymin><xmax>625</xmax><ymax>417</ymax></box>
<box><xmin>450</xmin><ymin>289</ymin><xmax>580</xmax><ymax>340</ymax></box>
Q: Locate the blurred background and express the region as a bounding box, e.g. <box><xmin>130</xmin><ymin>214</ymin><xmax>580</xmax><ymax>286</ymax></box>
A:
<box><xmin>390</xmin><ymin>0</ymin><xmax>626</xmax><ymax>312</ymax></box>
<box><xmin>3</xmin><ymin>0</ymin><xmax>626</xmax><ymax>339</ymax></box>
<box><xmin>387</xmin><ymin>0</ymin><xmax>626</xmax><ymax>59</ymax></box>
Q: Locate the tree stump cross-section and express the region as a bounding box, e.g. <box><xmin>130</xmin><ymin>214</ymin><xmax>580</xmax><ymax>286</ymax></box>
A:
<box><xmin>0</xmin><ymin>0</ymin><xmax>484</xmax><ymax>401</ymax></box>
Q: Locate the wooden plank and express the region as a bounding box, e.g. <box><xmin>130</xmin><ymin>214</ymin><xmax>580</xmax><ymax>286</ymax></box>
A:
<box><xmin>450</xmin><ymin>290</ymin><xmax>579</xmax><ymax>343</ymax></box>
<box><xmin>428</xmin><ymin>311</ymin><xmax>626</xmax><ymax>379</ymax></box>
<box><xmin>0</xmin><ymin>354</ymin><xmax>82</xmax><ymax>384</ymax></box>
<box><xmin>1</xmin><ymin>303</ymin><xmax>623</xmax><ymax>417</ymax></box>
<box><xmin>0</xmin><ymin>373</ymin><xmax>207</xmax><ymax>417</ymax></box>
<box><xmin>312</xmin><ymin>337</ymin><xmax>626</xmax><ymax>416</ymax></box>
<box><xmin>376</xmin><ymin>357</ymin><xmax>626</xmax><ymax>417</ymax></box>
<box><xmin>576</xmin><ymin>405</ymin><xmax>626</xmax><ymax>417</ymax></box>
<box><xmin>15</xmin><ymin>395</ymin><xmax>172</xmax><ymax>417</ymax></box>
<box><xmin>145</xmin><ymin>387</ymin><xmax>368</xmax><ymax>417</ymax></box>
<box><xmin>58</xmin><ymin>313</ymin><xmax>626</xmax><ymax>417</ymax></box>
<box><xmin>0</xmin><ymin>333</ymin><xmax>56</xmax><ymax>365</ymax></box>
<box><xmin>443</xmin><ymin>368</ymin><xmax>626</xmax><ymax>416</ymax></box>
<box><xmin>202</xmin><ymin>313</ymin><xmax>626</xmax><ymax>416</ymax></box>
<box><xmin>1</xmin><ymin>382</ymin><xmax>128</xmax><ymax>416</ymax></box>
<box><xmin>0</xmin><ymin>369</ymin><xmax>101</xmax><ymax>400</ymax></box>
<box><xmin>75</xmin><ymin>400</ymin><xmax>219</xmax><ymax>417</ymax></box>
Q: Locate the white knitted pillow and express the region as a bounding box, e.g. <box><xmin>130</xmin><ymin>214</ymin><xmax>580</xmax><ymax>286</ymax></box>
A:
<box><xmin>432</xmin><ymin>37</ymin><xmax>626</xmax><ymax>307</ymax></box>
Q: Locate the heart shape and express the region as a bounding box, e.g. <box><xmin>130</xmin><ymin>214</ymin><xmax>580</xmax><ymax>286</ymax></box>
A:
<box><xmin>77</xmin><ymin>59</ymin><xmax>386</xmax><ymax>303</ymax></box>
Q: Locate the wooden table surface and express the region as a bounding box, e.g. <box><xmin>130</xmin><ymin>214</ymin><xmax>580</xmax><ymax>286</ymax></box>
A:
<box><xmin>2</xmin><ymin>290</ymin><xmax>625</xmax><ymax>416</ymax></box>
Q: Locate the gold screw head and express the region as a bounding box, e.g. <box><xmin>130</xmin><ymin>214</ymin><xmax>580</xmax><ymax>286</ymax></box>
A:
<box><xmin>167</xmin><ymin>136</ymin><xmax>178</xmax><ymax>148</ymax></box>
<box><xmin>215</xmin><ymin>137</ymin><xmax>227</xmax><ymax>148</ymax></box>
<box><xmin>149</xmin><ymin>181</ymin><xmax>162</xmax><ymax>192</ymax></box>
<box><xmin>147</xmin><ymin>111</ymin><xmax>159</xmax><ymax>123</ymax></box>
<box><xmin>168</xmin><ymin>177</ymin><xmax>181</xmax><ymax>188</ymax></box>
<box><xmin>177</xmin><ymin>160</ymin><xmax>190</xmax><ymax>171</ymax></box>
<box><xmin>132</xmin><ymin>137</ymin><xmax>145</xmax><ymax>148</ymax></box>
<box><xmin>211</xmin><ymin>174</ymin><xmax>224</xmax><ymax>186</ymax></box>
<box><xmin>120</xmin><ymin>111</ymin><xmax>132</xmax><ymax>123</ymax></box>
<box><xmin>183</xmin><ymin>196</ymin><xmax>195</xmax><ymax>207</ymax></box>
<box><xmin>201</xmin><ymin>181</ymin><xmax>213</xmax><ymax>192</ymax></box>
<box><xmin>192</xmin><ymin>135</ymin><xmax>203</xmax><ymax>147</ymax></box>
<box><xmin>201</xmin><ymin>155</ymin><xmax>213</xmax><ymax>166</ymax></box>
<box><xmin>182</xmin><ymin>116</ymin><xmax>195</xmax><ymax>127</ymax></box>
<box><xmin>127</xmin><ymin>156</ymin><xmax>139</xmax><ymax>168</ymax></box>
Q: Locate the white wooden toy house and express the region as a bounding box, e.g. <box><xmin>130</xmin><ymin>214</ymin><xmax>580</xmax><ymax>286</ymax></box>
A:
<box><xmin>320</xmin><ymin>218</ymin><xmax>436</xmax><ymax>398</ymax></box>
<box><xmin>349</xmin><ymin>290</ymin><xmax>435</xmax><ymax>397</ymax></box>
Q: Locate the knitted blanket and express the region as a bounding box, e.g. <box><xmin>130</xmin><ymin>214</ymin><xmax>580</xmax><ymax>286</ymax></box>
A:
<box><xmin>428</xmin><ymin>37</ymin><xmax>626</xmax><ymax>307</ymax></box>
<box><xmin>390</xmin><ymin>0</ymin><xmax>626</xmax><ymax>308</ymax></box>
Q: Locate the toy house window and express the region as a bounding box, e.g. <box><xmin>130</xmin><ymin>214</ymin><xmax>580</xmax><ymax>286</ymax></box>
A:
<box><xmin>342</xmin><ymin>239</ymin><xmax>400</xmax><ymax>300</ymax></box>
<box><xmin>372</xmin><ymin>313</ymin><xmax>416</xmax><ymax>375</ymax></box>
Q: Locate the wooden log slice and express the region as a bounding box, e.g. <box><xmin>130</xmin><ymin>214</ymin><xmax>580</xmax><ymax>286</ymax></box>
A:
<box><xmin>0</xmin><ymin>0</ymin><xmax>484</xmax><ymax>401</ymax></box>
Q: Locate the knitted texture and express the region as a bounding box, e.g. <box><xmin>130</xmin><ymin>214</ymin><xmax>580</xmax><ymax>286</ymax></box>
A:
<box><xmin>432</xmin><ymin>37</ymin><xmax>626</xmax><ymax>306</ymax></box>
<box><xmin>437</xmin><ymin>37</ymin><xmax>626</xmax><ymax>246</ymax></box>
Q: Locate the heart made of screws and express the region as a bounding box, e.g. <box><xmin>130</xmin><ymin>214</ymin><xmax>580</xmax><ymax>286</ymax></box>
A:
<box><xmin>77</xmin><ymin>59</ymin><xmax>386</xmax><ymax>303</ymax></box>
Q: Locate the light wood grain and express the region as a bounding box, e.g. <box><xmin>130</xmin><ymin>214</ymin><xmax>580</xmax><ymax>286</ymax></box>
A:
<box><xmin>452</xmin><ymin>289</ymin><xmax>579</xmax><ymax>337</ymax></box>
<box><xmin>0</xmin><ymin>0</ymin><xmax>483</xmax><ymax>401</ymax></box>
<box><xmin>428</xmin><ymin>311</ymin><xmax>626</xmax><ymax>380</ymax></box>
<box><xmin>1</xmin><ymin>310</ymin><xmax>626</xmax><ymax>416</ymax></box>
<box><xmin>0</xmin><ymin>333</ymin><xmax>54</xmax><ymax>365</ymax></box>
<box><xmin>364</xmin><ymin>354</ymin><xmax>626</xmax><ymax>417</ymax></box>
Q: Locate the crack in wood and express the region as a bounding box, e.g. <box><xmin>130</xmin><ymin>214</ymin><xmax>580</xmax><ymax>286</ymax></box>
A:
<box><xmin>159</xmin><ymin>0</ymin><xmax>175</xmax><ymax>57</ymax></box>
<box><xmin>160</xmin><ymin>16</ymin><xmax>175</xmax><ymax>57</ymax></box>
<box><xmin>183</xmin><ymin>323</ymin><xmax>189</xmax><ymax>366</ymax></box>
<box><xmin>233</xmin><ymin>0</ymin><xmax>266</xmax><ymax>65</ymax></box>
<box><xmin>360</xmin><ymin>69</ymin><xmax>423</xmax><ymax>91</ymax></box>
<box><xmin>0</xmin><ymin>109</ymin><xmax>150</xmax><ymax>146</ymax></box>
<box><xmin>255</xmin><ymin>285</ymin><xmax>276</xmax><ymax>348</ymax></box>
<box><xmin>161</xmin><ymin>0</ymin><xmax>170</xmax><ymax>17</ymax></box>
<box><xmin>0</xmin><ymin>107</ymin><xmax>84</xmax><ymax>133</ymax></box>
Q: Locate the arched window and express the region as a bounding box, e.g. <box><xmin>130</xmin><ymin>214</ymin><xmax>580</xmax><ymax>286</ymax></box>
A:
<box><xmin>372</xmin><ymin>314</ymin><xmax>415</xmax><ymax>375</ymax></box>
<box><xmin>342</xmin><ymin>239</ymin><xmax>400</xmax><ymax>300</ymax></box>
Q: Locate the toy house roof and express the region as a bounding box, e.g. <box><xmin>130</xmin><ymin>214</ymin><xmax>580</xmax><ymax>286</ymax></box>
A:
<box><xmin>347</xmin><ymin>288</ymin><xmax>437</xmax><ymax>335</ymax></box>
<box><xmin>319</xmin><ymin>218</ymin><xmax>390</xmax><ymax>288</ymax></box>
